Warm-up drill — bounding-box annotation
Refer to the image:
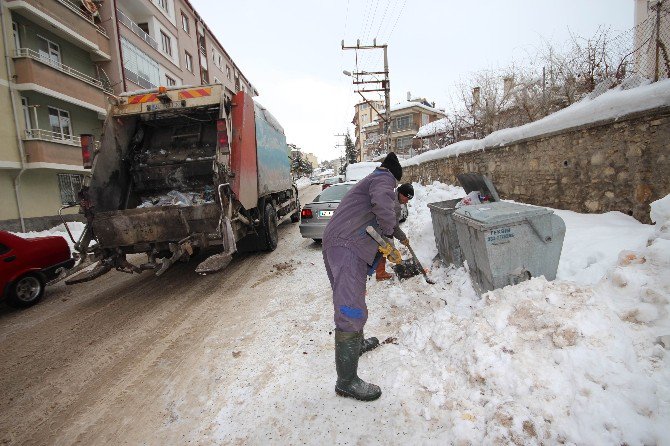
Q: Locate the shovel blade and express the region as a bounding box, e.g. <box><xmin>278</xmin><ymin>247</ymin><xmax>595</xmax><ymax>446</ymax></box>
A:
<box><xmin>392</xmin><ymin>259</ymin><xmax>423</xmax><ymax>280</ymax></box>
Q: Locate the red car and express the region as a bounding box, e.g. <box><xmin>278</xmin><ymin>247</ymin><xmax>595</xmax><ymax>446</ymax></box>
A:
<box><xmin>0</xmin><ymin>231</ymin><xmax>74</xmax><ymax>308</ymax></box>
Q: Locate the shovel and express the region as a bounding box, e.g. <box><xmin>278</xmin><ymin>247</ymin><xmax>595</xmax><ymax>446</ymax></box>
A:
<box><xmin>403</xmin><ymin>242</ymin><xmax>436</xmax><ymax>285</ymax></box>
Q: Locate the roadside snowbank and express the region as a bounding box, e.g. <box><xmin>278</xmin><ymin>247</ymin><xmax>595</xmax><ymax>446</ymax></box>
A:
<box><xmin>295</xmin><ymin>177</ymin><xmax>312</xmax><ymax>190</ymax></box>
<box><xmin>11</xmin><ymin>222</ymin><xmax>85</xmax><ymax>254</ymax></box>
<box><xmin>371</xmin><ymin>182</ymin><xmax>669</xmax><ymax>444</ymax></box>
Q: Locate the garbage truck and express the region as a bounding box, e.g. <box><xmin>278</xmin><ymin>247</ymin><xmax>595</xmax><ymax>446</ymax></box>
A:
<box><xmin>64</xmin><ymin>84</ymin><xmax>299</xmax><ymax>283</ymax></box>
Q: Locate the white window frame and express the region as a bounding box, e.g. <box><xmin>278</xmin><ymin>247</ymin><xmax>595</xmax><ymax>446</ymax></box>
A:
<box><xmin>57</xmin><ymin>173</ymin><xmax>83</xmax><ymax>205</ymax></box>
<box><xmin>181</xmin><ymin>12</ymin><xmax>189</xmax><ymax>34</ymax></box>
<box><xmin>12</xmin><ymin>21</ymin><xmax>20</xmax><ymax>50</ymax></box>
<box><xmin>157</xmin><ymin>0</ymin><xmax>169</xmax><ymax>13</ymax></box>
<box><xmin>226</xmin><ymin>65</ymin><xmax>231</xmax><ymax>80</ymax></box>
<box><xmin>160</xmin><ymin>31</ymin><xmax>172</xmax><ymax>56</ymax></box>
<box><xmin>20</xmin><ymin>96</ymin><xmax>31</xmax><ymax>130</ymax></box>
<box><xmin>37</xmin><ymin>35</ymin><xmax>61</xmax><ymax>65</ymax></box>
<box><xmin>213</xmin><ymin>77</ymin><xmax>220</xmax><ymax>84</ymax></box>
<box><xmin>185</xmin><ymin>51</ymin><xmax>193</xmax><ymax>72</ymax></box>
<box><xmin>48</xmin><ymin>106</ymin><xmax>72</xmax><ymax>140</ymax></box>
<box><xmin>165</xmin><ymin>74</ymin><xmax>176</xmax><ymax>86</ymax></box>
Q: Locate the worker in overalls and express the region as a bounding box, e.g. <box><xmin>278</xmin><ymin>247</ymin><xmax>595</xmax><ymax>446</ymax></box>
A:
<box><xmin>322</xmin><ymin>152</ymin><xmax>402</xmax><ymax>401</ymax></box>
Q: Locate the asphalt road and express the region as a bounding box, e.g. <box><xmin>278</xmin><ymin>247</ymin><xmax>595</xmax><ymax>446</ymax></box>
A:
<box><xmin>0</xmin><ymin>185</ymin><xmax>323</xmax><ymax>445</ymax></box>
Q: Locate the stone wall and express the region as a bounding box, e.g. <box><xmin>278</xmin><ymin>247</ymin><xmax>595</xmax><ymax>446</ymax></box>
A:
<box><xmin>402</xmin><ymin>106</ymin><xmax>670</xmax><ymax>223</ymax></box>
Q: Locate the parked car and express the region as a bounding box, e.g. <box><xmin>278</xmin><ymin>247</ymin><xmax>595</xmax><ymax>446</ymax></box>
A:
<box><xmin>0</xmin><ymin>231</ymin><xmax>74</xmax><ymax>308</ymax></box>
<box><xmin>299</xmin><ymin>182</ymin><xmax>356</xmax><ymax>241</ymax></box>
<box><xmin>310</xmin><ymin>177</ymin><xmax>321</xmax><ymax>185</ymax></box>
<box><xmin>321</xmin><ymin>176</ymin><xmax>344</xmax><ymax>190</ymax></box>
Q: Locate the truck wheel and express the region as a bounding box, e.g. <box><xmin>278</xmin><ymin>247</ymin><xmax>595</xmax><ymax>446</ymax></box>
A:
<box><xmin>7</xmin><ymin>273</ymin><xmax>45</xmax><ymax>308</ymax></box>
<box><xmin>262</xmin><ymin>202</ymin><xmax>278</xmax><ymax>251</ymax></box>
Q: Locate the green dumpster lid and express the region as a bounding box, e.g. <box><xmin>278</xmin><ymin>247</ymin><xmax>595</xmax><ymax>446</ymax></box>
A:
<box><xmin>453</xmin><ymin>202</ymin><xmax>553</xmax><ymax>227</ymax></box>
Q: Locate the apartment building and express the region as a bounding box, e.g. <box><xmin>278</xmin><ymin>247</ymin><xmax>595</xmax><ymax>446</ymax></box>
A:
<box><xmin>0</xmin><ymin>0</ymin><xmax>256</xmax><ymax>231</ymax></box>
<box><xmin>105</xmin><ymin>0</ymin><xmax>257</xmax><ymax>99</ymax></box>
<box><xmin>0</xmin><ymin>0</ymin><xmax>113</xmax><ymax>231</ymax></box>
<box><xmin>351</xmin><ymin>99</ymin><xmax>383</xmax><ymax>161</ymax></box>
<box><xmin>360</xmin><ymin>96</ymin><xmax>445</xmax><ymax>160</ymax></box>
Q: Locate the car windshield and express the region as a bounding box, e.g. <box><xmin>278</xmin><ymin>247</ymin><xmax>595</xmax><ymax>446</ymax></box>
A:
<box><xmin>314</xmin><ymin>184</ymin><xmax>353</xmax><ymax>202</ymax></box>
<box><xmin>324</xmin><ymin>177</ymin><xmax>340</xmax><ymax>184</ymax></box>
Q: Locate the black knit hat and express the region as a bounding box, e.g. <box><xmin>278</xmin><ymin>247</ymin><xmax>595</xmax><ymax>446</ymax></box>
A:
<box><xmin>397</xmin><ymin>183</ymin><xmax>414</xmax><ymax>199</ymax></box>
<box><xmin>380</xmin><ymin>152</ymin><xmax>402</xmax><ymax>181</ymax></box>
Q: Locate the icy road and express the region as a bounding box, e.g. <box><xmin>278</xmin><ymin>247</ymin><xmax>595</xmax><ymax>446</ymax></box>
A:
<box><xmin>1</xmin><ymin>183</ymin><xmax>668</xmax><ymax>445</ymax></box>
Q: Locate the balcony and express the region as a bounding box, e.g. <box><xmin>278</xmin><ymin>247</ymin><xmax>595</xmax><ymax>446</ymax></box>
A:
<box><xmin>5</xmin><ymin>0</ymin><xmax>111</xmax><ymax>60</ymax></box>
<box><xmin>13</xmin><ymin>50</ymin><xmax>109</xmax><ymax>114</ymax></box>
<box><xmin>116</xmin><ymin>8</ymin><xmax>158</xmax><ymax>51</ymax></box>
<box><xmin>390</xmin><ymin>124</ymin><xmax>420</xmax><ymax>134</ymax></box>
<box><xmin>23</xmin><ymin>129</ymin><xmax>82</xmax><ymax>167</ymax></box>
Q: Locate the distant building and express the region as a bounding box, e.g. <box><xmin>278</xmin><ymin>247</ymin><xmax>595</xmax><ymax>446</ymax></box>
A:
<box><xmin>351</xmin><ymin>99</ymin><xmax>384</xmax><ymax>161</ymax></box>
<box><xmin>360</xmin><ymin>93</ymin><xmax>445</xmax><ymax>160</ymax></box>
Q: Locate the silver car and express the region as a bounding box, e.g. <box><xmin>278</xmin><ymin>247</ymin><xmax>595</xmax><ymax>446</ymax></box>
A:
<box><xmin>299</xmin><ymin>182</ymin><xmax>355</xmax><ymax>241</ymax></box>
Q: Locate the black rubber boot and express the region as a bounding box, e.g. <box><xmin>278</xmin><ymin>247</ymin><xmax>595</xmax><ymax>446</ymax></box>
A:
<box><xmin>335</xmin><ymin>330</ymin><xmax>382</xmax><ymax>401</ymax></box>
<box><xmin>360</xmin><ymin>333</ymin><xmax>380</xmax><ymax>356</ymax></box>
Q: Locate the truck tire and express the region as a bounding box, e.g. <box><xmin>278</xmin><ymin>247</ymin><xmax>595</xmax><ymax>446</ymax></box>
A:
<box><xmin>261</xmin><ymin>202</ymin><xmax>279</xmax><ymax>251</ymax></box>
<box><xmin>7</xmin><ymin>273</ymin><xmax>45</xmax><ymax>308</ymax></box>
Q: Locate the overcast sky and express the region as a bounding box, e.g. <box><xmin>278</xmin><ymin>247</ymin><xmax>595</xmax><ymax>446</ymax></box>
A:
<box><xmin>192</xmin><ymin>0</ymin><xmax>633</xmax><ymax>163</ymax></box>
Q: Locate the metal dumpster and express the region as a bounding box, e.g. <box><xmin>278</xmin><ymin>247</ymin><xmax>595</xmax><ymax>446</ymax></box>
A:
<box><xmin>452</xmin><ymin>202</ymin><xmax>566</xmax><ymax>295</ymax></box>
<box><xmin>427</xmin><ymin>173</ymin><xmax>500</xmax><ymax>267</ymax></box>
<box><xmin>427</xmin><ymin>199</ymin><xmax>464</xmax><ymax>266</ymax></box>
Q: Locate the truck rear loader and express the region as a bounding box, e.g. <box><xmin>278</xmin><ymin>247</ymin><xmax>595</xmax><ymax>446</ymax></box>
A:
<box><xmin>65</xmin><ymin>84</ymin><xmax>299</xmax><ymax>283</ymax></box>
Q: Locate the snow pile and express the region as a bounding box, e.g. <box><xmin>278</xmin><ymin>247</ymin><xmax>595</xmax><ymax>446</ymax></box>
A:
<box><xmin>345</xmin><ymin>162</ymin><xmax>380</xmax><ymax>181</ymax></box>
<box><xmin>416</xmin><ymin>117</ymin><xmax>449</xmax><ymax>138</ymax></box>
<box><xmin>294</xmin><ymin>177</ymin><xmax>311</xmax><ymax>190</ymax></box>
<box><xmin>368</xmin><ymin>184</ymin><xmax>670</xmax><ymax>444</ymax></box>
<box><xmin>12</xmin><ymin>222</ymin><xmax>85</xmax><ymax>254</ymax></box>
<box><xmin>403</xmin><ymin>79</ymin><xmax>670</xmax><ymax>167</ymax></box>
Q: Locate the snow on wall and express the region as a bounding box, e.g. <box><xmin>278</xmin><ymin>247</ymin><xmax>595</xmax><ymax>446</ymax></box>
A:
<box><xmin>416</xmin><ymin>117</ymin><xmax>449</xmax><ymax>138</ymax></box>
<box><xmin>403</xmin><ymin>79</ymin><xmax>670</xmax><ymax>167</ymax></box>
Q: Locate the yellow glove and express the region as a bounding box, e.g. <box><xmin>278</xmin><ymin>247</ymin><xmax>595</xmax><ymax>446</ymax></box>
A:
<box><xmin>379</xmin><ymin>243</ymin><xmax>403</xmax><ymax>264</ymax></box>
<box><xmin>401</xmin><ymin>238</ymin><xmax>410</xmax><ymax>247</ymax></box>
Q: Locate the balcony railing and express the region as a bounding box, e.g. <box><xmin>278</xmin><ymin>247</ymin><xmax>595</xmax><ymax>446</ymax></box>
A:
<box><xmin>56</xmin><ymin>0</ymin><xmax>108</xmax><ymax>37</ymax></box>
<box><xmin>117</xmin><ymin>8</ymin><xmax>158</xmax><ymax>51</ymax></box>
<box><xmin>390</xmin><ymin>123</ymin><xmax>420</xmax><ymax>133</ymax></box>
<box><xmin>14</xmin><ymin>48</ymin><xmax>112</xmax><ymax>93</ymax></box>
<box><xmin>25</xmin><ymin>128</ymin><xmax>81</xmax><ymax>146</ymax></box>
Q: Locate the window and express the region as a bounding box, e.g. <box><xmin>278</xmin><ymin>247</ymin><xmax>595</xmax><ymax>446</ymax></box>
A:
<box><xmin>217</xmin><ymin>54</ymin><xmax>222</xmax><ymax>68</ymax></box>
<box><xmin>392</xmin><ymin>115</ymin><xmax>411</xmax><ymax>132</ymax></box>
<box><xmin>396</xmin><ymin>136</ymin><xmax>412</xmax><ymax>149</ymax></box>
<box><xmin>48</xmin><ymin>107</ymin><xmax>71</xmax><ymax>140</ymax></box>
<box><xmin>201</xmin><ymin>67</ymin><xmax>209</xmax><ymax>84</ymax></box>
<box><xmin>226</xmin><ymin>65</ymin><xmax>231</xmax><ymax>80</ymax></box>
<box><xmin>121</xmin><ymin>37</ymin><xmax>160</xmax><ymax>88</ymax></box>
<box><xmin>138</xmin><ymin>22</ymin><xmax>149</xmax><ymax>34</ymax></box>
<box><xmin>57</xmin><ymin>174</ymin><xmax>83</xmax><ymax>205</ymax></box>
<box><xmin>181</xmin><ymin>12</ymin><xmax>190</xmax><ymax>33</ymax></box>
<box><xmin>21</xmin><ymin>97</ymin><xmax>31</xmax><ymax>130</ymax></box>
<box><xmin>185</xmin><ymin>51</ymin><xmax>193</xmax><ymax>72</ymax></box>
<box><xmin>37</xmin><ymin>36</ymin><xmax>60</xmax><ymax>65</ymax></box>
<box><xmin>160</xmin><ymin>31</ymin><xmax>172</xmax><ymax>56</ymax></box>
<box><xmin>360</xmin><ymin>103</ymin><xmax>369</xmax><ymax>110</ymax></box>
<box><xmin>213</xmin><ymin>77</ymin><xmax>220</xmax><ymax>84</ymax></box>
<box><xmin>165</xmin><ymin>74</ymin><xmax>176</xmax><ymax>86</ymax></box>
<box><xmin>12</xmin><ymin>21</ymin><xmax>20</xmax><ymax>49</ymax></box>
<box><xmin>157</xmin><ymin>0</ymin><xmax>169</xmax><ymax>13</ymax></box>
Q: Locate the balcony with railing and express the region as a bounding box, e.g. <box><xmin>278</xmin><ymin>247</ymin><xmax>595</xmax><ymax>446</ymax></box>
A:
<box><xmin>5</xmin><ymin>0</ymin><xmax>110</xmax><ymax>59</ymax></box>
<box><xmin>23</xmin><ymin>129</ymin><xmax>83</xmax><ymax>167</ymax></box>
<box><xmin>13</xmin><ymin>48</ymin><xmax>110</xmax><ymax>112</ymax></box>
<box><xmin>116</xmin><ymin>8</ymin><xmax>158</xmax><ymax>51</ymax></box>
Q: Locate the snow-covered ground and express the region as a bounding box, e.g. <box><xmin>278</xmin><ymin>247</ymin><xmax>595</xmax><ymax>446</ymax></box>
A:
<box><xmin>9</xmin><ymin>183</ymin><xmax>669</xmax><ymax>444</ymax></box>
<box><xmin>295</xmin><ymin>176</ymin><xmax>312</xmax><ymax>190</ymax></box>
<box><xmin>207</xmin><ymin>181</ymin><xmax>668</xmax><ymax>445</ymax></box>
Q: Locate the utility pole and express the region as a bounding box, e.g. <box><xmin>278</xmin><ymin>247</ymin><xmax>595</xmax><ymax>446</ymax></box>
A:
<box><xmin>334</xmin><ymin>133</ymin><xmax>347</xmax><ymax>175</ymax></box>
<box><xmin>342</xmin><ymin>39</ymin><xmax>391</xmax><ymax>155</ymax></box>
<box><xmin>654</xmin><ymin>0</ymin><xmax>663</xmax><ymax>82</ymax></box>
